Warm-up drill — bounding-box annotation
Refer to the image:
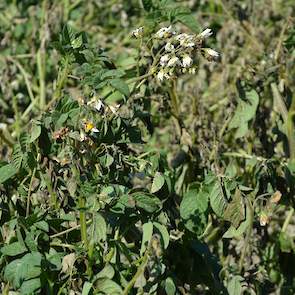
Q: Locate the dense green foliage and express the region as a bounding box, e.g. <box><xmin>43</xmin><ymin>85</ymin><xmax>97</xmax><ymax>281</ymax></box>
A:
<box><xmin>0</xmin><ymin>0</ymin><xmax>295</xmax><ymax>294</ymax></box>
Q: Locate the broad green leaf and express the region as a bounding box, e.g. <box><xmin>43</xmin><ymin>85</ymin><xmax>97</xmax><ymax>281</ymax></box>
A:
<box><xmin>19</xmin><ymin>278</ymin><xmax>41</xmax><ymax>295</ymax></box>
<box><xmin>228</xmin><ymin>89</ymin><xmax>259</xmax><ymax>138</ymax></box>
<box><xmin>223</xmin><ymin>190</ymin><xmax>245</xmax><ymax>228</ymax></box>
<box><xmin>140</xmin><ymin>222</ymin><xmax>153</xmax><ymax>255</ymax></box>
<box><xmin>153</xmin><ymin>222</ymin><xmax>169</xmax><ymax>249</ymax></box>
<box><xmin>151</xmin><ymin>172</ymin><xmax>165</xmax><ymax>193</ymax></box>
<box><xmin>227</xmin><ymin>275</ymin><xmax>243</xmax><ymax>295</ymax></box>
<box><xmin>82</xmin><ymin>282</ymin><xmax>92</xmax><ymax>295</ymax></box>
<box><xmin>165</xmin><ymin>277</ymin><xmax>176</xmax><ymax>295</ymax></box>
<box><xmin>180</xmin><ymin>190</ymin><xmax>208</xmax><ymax>220</ymax></box>
<box><xmin>110</xmin><ymin>79</ymin><xmax>130</xmax><ymax>97</ymax></box>
<box><xmin>209</xmin><ymin>181</ymin><xmax>227</xmax><ymax>218</ymax></box>
<box><xmin>133</xmin><ymin>193</ymin><xmax>162</xmax><ymax>213</ymax></box>
<box><xmin>91</xmin><ymin>213</ymin><xmax>107</xmax><ymax>242</ymax></box>
<box><xmin>4</xmin><ymin>252</ymin><xmax>42</xmax><ymax>289</ymax></box>
<box><xmin>95</xmin><ymin>264</ymin><xmax>115</xmax><ymax>280</ymax></box>
<box><xmin>0</xmin><ymin>163</ymin><xmax>18</xmax><ymax>184</ymax></box>
<box><xmin>95</xmin><ymin>278</ymin><xmax>122</xmax><ymax>295</ymax></box>
<box><xmin>175</xmin><ymin>12</ymin><xmax>199</xmax><ymax>33</ymax></box>
<box><xmin>29</xmin><ymin>123</ymin><xmax>41</xmax><ymax>143</ymax></box>
<box><xmin>1</xmin><ymin>241</ymin><xmax>27</xmax><ymax>256</ymax></box>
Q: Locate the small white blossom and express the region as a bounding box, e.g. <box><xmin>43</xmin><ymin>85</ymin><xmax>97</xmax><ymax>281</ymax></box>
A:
<box><xmin>164</xmin><ymin>42</ymin><xmax>174</xmax><ymax>52</ymax></box>
<box><xmin>182</xmin><ymin>55</ymin><xmax>193</xmax><ymax>67</ymax></box>
<box><xmin>94</xmin><ymin>99</ymin><xmax>104</xmax><ymax>112</ymax></box>
<box><xmin>160</xmin><ymin>54</ymin><xmax>170</xmax><ymax>66</ymax></box>
<box><xmin>131</xmin><ymin>27</ymin><xmax>144</xmax><ymax>38</ymax></box>
<box><xmin>167</xmin><ymin>56</ymin><xmax>179</xmax><ymax>67</ymax></box>
<box><xmin>155</xmin><ymin>26</ymin><xmax>175</xmax><ymax>39</ymax></box>
<box><xmin>157</xmin><ymin>69</ymin><xmax>170</xmax><ymax>81</ymax></box>
<box><xmin>92</xmin><ymin>127</ymin><xmax>99</xmax><ymax>133</ymax></box>
<box><xmin>175</xmin><ymin>33</ymin><xmax>195</xmax><ymax>47</ymax></box>
<box><xmin>199</xmin><ymin>28</ymin><xmax>213</xmax><ymax>38</ymax></box>
<box><xmin>188</xmin><ymin>67</ymin><xmax>196</xmax><ymax>74</ymax></box>
<box><xmin>109</xmin><ymin>104</ymin><xmax>120</xmax><ymax>114</ymax></box>
<box><xmin>205</xmin><ymin>48</ymin><xmax>219</xmax><ymax>57</ymax></box>
<box><xmin>0</xmin><ymin>123</ymin><xmax>7</xmax><ymax>130</ymax></box>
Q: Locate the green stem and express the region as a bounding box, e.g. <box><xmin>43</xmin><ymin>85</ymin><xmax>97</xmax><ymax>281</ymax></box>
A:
<box><xmin>122</xmin><ymin>251</ymin><xmax>149</xmax><ymax>295</ymax></box>
<box><xmin>282</xmin><ymin>207</ymin><xmax>294</xmax><ymax>233</ymax></box>
<box><xmin>26</xmin><ymin>167</ymin><xmax>37</xmax><ymax>217</ymax></box>
<box><xmin>79</xmin><ymin>196</ymin><xmax>88</xmax><ymax>248</ymax></box>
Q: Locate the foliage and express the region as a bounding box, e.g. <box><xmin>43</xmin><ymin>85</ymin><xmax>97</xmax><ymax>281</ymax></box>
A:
<box><xmin>0</xmin><ymin>0</ymin><xmax>295</xmax><ymax>294</ymax></box>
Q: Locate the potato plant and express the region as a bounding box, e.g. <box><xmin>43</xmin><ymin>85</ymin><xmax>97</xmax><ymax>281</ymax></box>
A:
<box><xmin>0</xmin><ymin>0</ymin><xmax>295</xmax><ymax>294</ymax></box>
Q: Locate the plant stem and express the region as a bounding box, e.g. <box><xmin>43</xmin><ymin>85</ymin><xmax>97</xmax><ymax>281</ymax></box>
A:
<box><xmin>282</xmin><ymin>207</ymin><xmax>294</xmax><ymax>233</ymax></box>
<box><xmin>122</xmin><ymin>251</ymin><xmax>149</xmax><ymax>295</ymax></box>
<box><xmin>26</xmin><ymin>167</ymin><xmax>37</xmax><ymax>217</ymax></box>
<box><xmin>79</xmin><ymin>196</ymin><xmax>88</xmax><ymax>248</ymax></box>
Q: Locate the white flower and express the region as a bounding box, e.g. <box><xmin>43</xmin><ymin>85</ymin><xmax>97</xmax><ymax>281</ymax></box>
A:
<box><xmin>0</xmin><ymin>123</ymin><xmax>7</xmax><ymax>130</ymax></box>
<box><xmin>199</xmin><ymin>28</ymin><xmax>213</xmax><ymax>38</ymax></box>
<box><xmin>175</xmin><ymin>33</ymin><xmax>195</xmax><ymax>47</ymax></box>
<box><xmin>205</xmin><ymin>48</ymin><xmax>219</xmax><ymax>58</ymax></box>
<box><xmin>155</xmin><ymin>26</ymin><xmax>175</xmax><ymax>39</ymax></box>
<box><xmin>109</xmin><ymin>104</ymin><xmax>120</xmax><ymax>114</ymax></box>
<box><xmin>160</xmin><ymin>54</ymin><xmax>170</xmax><ymax>66</ymax></box>
<box><xmin>165</xmin><ymin>42</ymin><xmax>174</xmax><ymax>52</ymax></box>
<box><xmin>157</xmin><ymin>69</ymin><xmax>170</xmax><ymax>81</ymax></box>
<box><xmin>188</xmin><ymin>67</ymin><xmax>196</xmax><ymax>74</ymax></box>
<box><xmin>94</xmin><ymin>99</ymin><xmax>104</xmax><ymax>112</ymax></box>
<box><xmin>131</xmin><ymin>27</ymin><xmax>144</xmax><ymax>38</ymax></box>
<box><xmin>167</xmin><ymin>56</ymin><xmax>179</xmax><ymax>67</ymax></box>
<box><xmin>182</xmin><ymin>55</ymin><xmax>193</xmax><ymax>67</ymax></box>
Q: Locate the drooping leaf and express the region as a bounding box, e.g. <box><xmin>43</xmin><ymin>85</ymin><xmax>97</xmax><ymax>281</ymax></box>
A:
<box><xmin>151</xmin><ymin>172</ymin><xmax>165</xmax><ymax>193</ymax></box>
<box><xmin>133</xmin><ymin>192</ymin><xmax>162</xmax><ymax>213</ymax></box>
<box><xmin>140</xmin><ymin>222</ymin><xmax>153</xmax><ymax>255</ymax></box>
<box><xmin>227</xmin><ymin>275</ymin><xmax>243</xmax><ymax>295</ymax></box>
<box><xmin>209</xmin><ymin>181</ymin><xmax>227</xmax><ymax>218</ymax></box>
<box><xmin>0</xmin><ymin>163</ymin><xmax>18</xmax><ymax>184</ymax></box>
<box><xmin>95</xmin><ymin>278</ymin><xmax>122</xmax><ymax>295</ymax></box>
<box><xmin>228</xmin><ymin>89</ymin><xmax>259</xmax><ymax>138</ymax></box>
<box><xmin>223</xmin><ymin>189</ymin><xmax>245</xmax><ymax>228</ymax></box>
<box><xmin>91</xmin><ymin>213</ymin><xmax>107</xmax><ymax>243</ymax></box>
<box><xmin>110</xmin><ymin>79</ymin><xmax>130</xmax><ymax>97</ymax></box>
<box><xmin>165</xmin><ymin>277</ymin><xmax>176</xmax><ymax>295</ymax></box>
<box><xmin>153</xmin><ymin>222</ymin><xmax>170</xmax><ymax>249</ymax></box>
<box><xmin>1</xmin><ymin>241</ymin><xmax>27</xmax><ymax>256</ymax></box>
<box><xmin>29</xmin><ymin>123</ymin><xmax>41</xmax><ymax>143</ymax></box>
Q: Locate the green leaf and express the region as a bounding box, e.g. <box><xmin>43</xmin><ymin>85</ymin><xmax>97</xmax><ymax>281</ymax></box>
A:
<box><xmin>95</xmin><ymin>278</ymin><xmax>122</xmax><ymax>295</ymax></box>
<box><xmin>151</xmin><ymin>172</ymin><xmax>165</xmax><ymax>193</ymax></box>
<box><xmin>95</xmin><ymin>264</ymin><xmax>115</xmax><ymax>280</ymax></box>
<box><xmin>223</xmin><ymin>190</ymin><xmax>245</xmax><ymax>228</ymax></box>
<box><xmin>29</xmin><ymin>123</ymin><xmax>41</xmax><ymax>143</ymax></box>
<box><xmin>0</xmin><ymin>163</ymin><xmax>18</xmax><ymax>184</ymax></box>
<box><xmin>110</xmin><ymin>79</ymin><xmax>130</xmax><ymax>97</ymax></box>
<box><xmin>228</xmin><ymin>89</ymin><xmax>259</xmax><ymax>138</ymax></box>
<box><xmin>140</xmin><ymin>222</ymin><xmax>153</xmax><ymax>255</ymax></box>
<box><xmin>82</xmin><ymin>282</ymin><xmax>92</xmax><ymax>295</ymax></box>
<box><xmin>153</xmin><ymin>222</ymin><xmax>169</xmax><ymax>249</ymax></box>
<box><xmin>4</xmin><ymin>252</ymin><xmax>42</xmax><ymax>289</ymax></box>
<box><xmin>227</xmin><ymin>276</ymin><xmax>243</xmax><ymax>295</ymax></box>
<box><xmin>133</xmin><ymin>192</ymin><xmax>162</xmax><ymax>213</ymax></box>
<box><xmin>91</xmin><ymin>213</ymin><xmax>107</xmax><ymax>242</ymax></box>
<box><xmin>180</xmin><ymin>190</ymin><xmax>208</xmax><ymax>220</ymax></box>
<box><xmin>165</xmin><ymin>277</ymin><xmax>176</xmax><ymax>295</ymax></box>
<box><xmin>175</xmin><ymin>12</ymin><xmax>199</xmax><ymax>32</ymax></box>
<box><xmin>223</xmin><ymin>203</ymin><xmax>251</xmax><ymax>238</ymax></box>
<box><xmin>19</xmin><ymin>278</ymin><xmax>41</xmax><ymax>295</ymax></box>
<box><xmin>209</xmin><ymin>181</ymin><xmax>227</xmax><ymax>218</ymax></box>
<box><xmin>1</xmin><ymin>241</ymin><xmax>27</xmax><ymax>256</ymax></box>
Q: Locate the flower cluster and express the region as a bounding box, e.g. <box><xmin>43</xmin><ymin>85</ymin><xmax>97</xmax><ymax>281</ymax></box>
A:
<box><xmin>152</xmin><ymin>27</ymin><xmax>219</xmax><ymax>82</ymax></box>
